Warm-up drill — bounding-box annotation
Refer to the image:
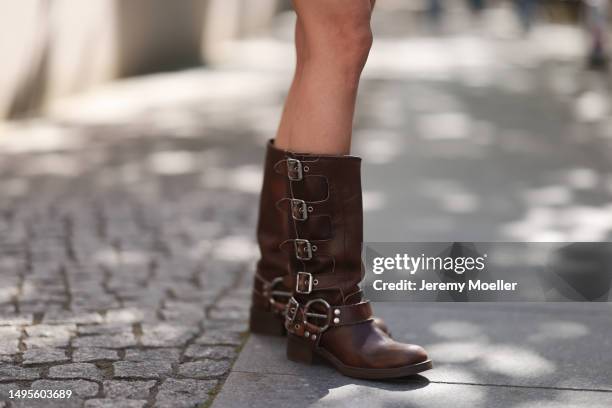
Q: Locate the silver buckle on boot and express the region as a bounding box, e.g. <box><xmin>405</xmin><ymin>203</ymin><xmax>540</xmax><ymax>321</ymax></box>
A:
<box><xmin>294</xmin><ymin>239</ymin><xmax>312</xmax><ymax>260</ymax></box>
<box><xmin>285</xmin><ymin>297</ymin><xmax>300</xmax><ymax>323</ymax></box>
<box><xmin>291</xmin><ymin>199</ymin><xmax>308</xmax><ymax>221</ymax></box>
<box><xmin>303</xmin><ymin>298</ymin><xmax>331</xmax><ymax>333</ymax></box>
<box><xmin>295</xmin><ymin>272</ymin><xmax>314</xmax><ymax>294</ymax></box>
<box><xmin>266</xmin><ymin>277</ymin><xmax>292</xmax><ymax>308</ymax></box>
<box><xmin>287</xmin><ymin>158</ymin><xmax>303</xmax><ymax>181</ymax></box>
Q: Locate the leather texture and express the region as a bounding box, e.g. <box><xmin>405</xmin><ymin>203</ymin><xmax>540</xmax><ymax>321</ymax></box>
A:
<box><xmin>282</xmin><ymin>151</ymin><xmax>429</xmax><ymax>370</ymax></box>
<box><xmin>250</xmin><ymin>140</ymin><xmax>390</xmax><ymax>336</ymax></box>
<box><xmin>251</xmin><ymin>140</ymin><xmax>292</xmax><ymax>315</ymax></box>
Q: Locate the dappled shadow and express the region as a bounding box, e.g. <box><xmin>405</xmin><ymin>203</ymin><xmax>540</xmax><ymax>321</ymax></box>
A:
<box><xmin>367</xmin><ymin>302</ymin><xmax>612</xmax><ymax>406</ymax></box>
<box><xmin>356</xmin><ymin>71</ymin><xmax>612</xmax><ymax>242</ymax></box>
<box><xmin>2</xmin><ymin>2</ymin><xmax>612</xmax><ymax>406</ymax></box>
<box><xmin>380</xmin><ymin>302</ymin><xmax>612</xmax><ymax>392</ymax></box>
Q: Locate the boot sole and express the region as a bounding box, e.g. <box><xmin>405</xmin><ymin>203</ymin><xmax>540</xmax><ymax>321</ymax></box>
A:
<box><xmin>287</xmin><ymin>334</ymin><xmax>433</xmax><ymax>380</ymax></box>
<box><xmin>249</xmin><ymin>306</ymin><xmax>286</xmax><ymax>336</ymax></box>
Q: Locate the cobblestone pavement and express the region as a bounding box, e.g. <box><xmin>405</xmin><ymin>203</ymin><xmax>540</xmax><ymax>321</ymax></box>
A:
<box><xmin>0</xmin><ymin>85</ymin><xmax>269</xmax><ymax>406</ymax></box>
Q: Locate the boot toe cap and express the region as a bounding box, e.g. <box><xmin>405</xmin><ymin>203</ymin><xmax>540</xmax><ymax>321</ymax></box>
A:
<box><xmin>403</xmin><ymin>344</ymin><xmax>429</xmax><ymax>366</ymax></box>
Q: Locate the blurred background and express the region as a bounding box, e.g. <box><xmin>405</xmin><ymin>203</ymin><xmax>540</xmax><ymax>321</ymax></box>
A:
<box><xmin>2</xmin><ymin>0</ymin><xmax>612</xmax><ymax>241</ymax></box>
<box><xmin>0</xmin><ymin>0</ymin><xmax>609</xmax><ymax>120</ymax></box>
<box><xmin>1</xmin><ymin>2</ymin><xmax>612</xmax><ymax>406</ymax></box>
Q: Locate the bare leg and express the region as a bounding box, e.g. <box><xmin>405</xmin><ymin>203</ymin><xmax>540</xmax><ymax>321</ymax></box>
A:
<box><xmin>274</xmin><ymin>18</ymin><xmax>306</xmax><ymax>150</ymax></box>
<box><xmin>275</xmin><ymin>0</ymin><xmax>375</xmax><ymax>155</ymax></box>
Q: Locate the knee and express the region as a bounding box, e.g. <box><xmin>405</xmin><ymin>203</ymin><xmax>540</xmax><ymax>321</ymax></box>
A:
<box><xmin>306</xmin><ymin>13</ymin><xmax>373</xmax><ymax>76</ymax></box>
<box><xmin>333</xmin><ymin>19</ymin><xmax>373</xmax><ymax>65</ymax></box>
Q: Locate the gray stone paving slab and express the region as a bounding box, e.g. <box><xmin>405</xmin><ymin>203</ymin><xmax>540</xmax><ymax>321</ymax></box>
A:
<box><xmin>0</xmin><ymin>383</ymin><xmax>26</xmax><ymax>400</ymax></box>
<box><xmin>24</xmin><ymin>324</ymin><xmax>76</xmax><ymax>337</ymax></box>
<box><xmin>22</xmin><ymin>348</ymin><xmax>69</xmax><ymax>365</ymax></box>
<box><xmin>113</xmin><ymin>361</ymin><xmax>172</xmax><ymax>379</ymax></box>
<box><xmin>0</xmin><ymin>327</ymin><xmax>21</xmax><ymax>339</ymax></box>
<box><xmin>0</xmin><ymin>365</ymin><xmax>40</xmax><ymax>381</ymax></box>
<box><xmin>48</xmin><ymin>363</ymin><xmax>103</xmax><ymax>381</ymax></box>
<box><xmin>231</xmin><ymin>304</ymin><xmax>612</xmax><ymax>392</ymax></box>
<box><xmin>42</xmin><ymin>312</ymin><xmax>104</xmax><ymax>325</ymax></box>
<box><xmin>123</xmin><ymin>348</ymin><xmax>180</xmax><ymax>362</ymax></box>
<box><xmin>178</xmin><ymin>360</ymin><xmax>232</xmax><ymax>378</ymax></box>
<box><xmin>139</xmin><ymin>323</ymin><xmax>197</xmax><ymax>347</ymax></box>
<box><xmin>212</xmin><ymin>372</ymin><xmax>612</xmax><ymax>408</ymax></box>
<box><xmin>194</xmin><ymin>331</ymin><xmax>243</xmax><ymax>346</ymax></box>
<box><xmin>184</xmin><ymin>344</ymin><xmax>237</xmax><ymax>360</ymax></box>
<box><xmin>10</xmin><ymin>399</ymin><xmax>84</xmax><ymax>408</ymax></box>
<box><xmin>73</xmin><ymin>348</ymin><xmax>120</xmax><ymax>362</ymax></box>
<box><xmin>0</xmin><ymin>340</ymin><xmax>19</xmax><ymax>355</ymax></box>
<box><xmin>31</xmin><ymin>379</ymin><xmax>99</xmax><ymax>398</ymax></box>
<box><xmin>156</xmin><ymin>378</ymin><xmax>218</xmax><ymax>408</ymax></box>
<box><xmin>77</xmin><ymin>324</ymin><xmax>132</xmax><ymax>336</ymax></box>
<box><xmin>23</xmin><ymin>337</ymin><xmax>70</xmax><ymax>349</ymax></box>
<box><xmin>102</xmin><ymin>380</ymin><xmax>156</xmax><ymax>399</ymax></box>
<box><xmin>84</xmin><ymin>399</ymin><xmax>147</xmax><ymax>408</ymax></box>
<box><xmin>72</xmin><ymin>333</ymin><xmax>138</xmax><ymax>349</ymax></box>
<box><xmin>0</xmin><ymin>314</ymin><xmax>32</xmax><ymax>326</ymax></box>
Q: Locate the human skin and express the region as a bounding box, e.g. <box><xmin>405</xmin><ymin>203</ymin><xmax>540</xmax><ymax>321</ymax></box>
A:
<box><xmin>275</xmin><ymin>0</ymin><xmax>376</xmax><ymax>155</ymax></box>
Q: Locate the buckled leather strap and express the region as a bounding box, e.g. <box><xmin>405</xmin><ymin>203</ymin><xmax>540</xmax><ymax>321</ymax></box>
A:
<box><xmin>279</xmin><ymin>239</ymin><xmax>333</xmax><ymax>259</ymax></box>
<box><xmin>285</xmin><ymin>299</ymin><xmax>373</xmax><ymax>341</ymax></box>
<box><xmin>275</xmin><ymin>198</ymin><xmax>332</xmax><ymax>221</ymax></box>
<box><xmin>280</xmin><ymin>156</ymin><xmax>360</xmax><ymax>179</ymax></box>
<box><xmin>285</xmin><ymin>271</ymin><xmax>353</xmax><ymax>295</ymax></box>
<box><xmin>328</xmin><ymin>302</ymin><xmax>373</xmax><ymax>328</ymax></box>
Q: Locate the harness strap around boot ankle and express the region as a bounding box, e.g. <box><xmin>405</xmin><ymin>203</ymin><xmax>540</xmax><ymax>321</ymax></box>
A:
<box><xmin>285</xmin><ymin>298</ymin><xmax>373</xmax><ymax>341</ymax></box>
<box><xmin>253</xmin><ymin>274</ymin><xmax>291</xmax><ymax>314</ymax></box>
<box><xmin>329</xmin><ymin>302</ymin><xmax>374</xmax><ymax>327</ymax></box>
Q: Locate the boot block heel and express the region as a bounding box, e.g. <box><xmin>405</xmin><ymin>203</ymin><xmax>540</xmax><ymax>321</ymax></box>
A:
<box><xmin>286</xmin><ymin>335</ymin><xmax>316</xmax><ymax>364</ymax></box>
<box><xmin>249</xmin><ymin>307</ymin><xmax>286</xmax><ymax>336</ymax></box>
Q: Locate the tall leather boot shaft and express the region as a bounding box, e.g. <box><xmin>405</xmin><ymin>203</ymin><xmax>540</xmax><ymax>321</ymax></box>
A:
<box><xmin>282</xmin><ymin>153</ymin><xmax>364</xmax><ymax>307</ymax></box>
<box><xmin>251</xmin><ymin>140</ymin><xmax>292</xmax><ymax>316</ymax></box>
<box><xmin>250</xmin><ymin>140</ymin><xmax>390</xmax><ymax>337</ymax></box>
<box><xmin>282</xmin><ymin>151</ymin><xmax>432</xmax><ymax>379</ymax></box>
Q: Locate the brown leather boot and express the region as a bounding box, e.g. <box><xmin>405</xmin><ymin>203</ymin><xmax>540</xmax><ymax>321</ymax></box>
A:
<box><xmin>281</xmin><ymin>152</ymin><xmax>432</xmax><ymax>379</ymax></box>
<box><xmin>250</xmin><ymin>141</ymin><xmax>391</xmax><ymax>337</ymax></box>
<box><xmin>249</xmin><ymin>140</ymin><xmax>292</xmax><ymax>336</ymax></box>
